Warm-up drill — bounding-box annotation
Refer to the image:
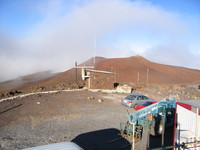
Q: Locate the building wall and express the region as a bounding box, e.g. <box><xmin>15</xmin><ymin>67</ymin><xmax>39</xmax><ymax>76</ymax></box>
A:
<box><xmin>177</xmin><ymin>105</ymin><xmax>200</xmax><ymax>136</ymax></box>
<box><xmin>177</xmin><ymin>104</ymin><xmax>200</xmax><ymax>149</ymax></box>
<box><xmin>85</xmin><ymin>72</ymin><xmax>114</xmax><ymax>89</ymax></box>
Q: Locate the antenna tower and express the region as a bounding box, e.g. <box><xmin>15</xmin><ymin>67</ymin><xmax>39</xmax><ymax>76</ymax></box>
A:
<box><xmin>93</xmin><ymin>33</ymin><xmax>96</xmax><ymax>67</ymax></box>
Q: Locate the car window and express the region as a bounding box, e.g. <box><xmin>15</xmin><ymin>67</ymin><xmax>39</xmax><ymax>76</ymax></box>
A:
<box><xmin>126</xmin><ymin>95</ymin><xmax>136</xmax><ymax>100</ymax></box>
<box><xmin>142</xmin><ymin>102</ymin><xmax>152</xmax><ymax>106</ymax></box>
<box><xmin>142</xmin><ymin>96</ymin><xmax>148</xmax><ymax>100</ymax></box>
<box><xmin>137</xmin><ymin>96</ymin><xmax>142</xmax><ymax>100</ymax></box>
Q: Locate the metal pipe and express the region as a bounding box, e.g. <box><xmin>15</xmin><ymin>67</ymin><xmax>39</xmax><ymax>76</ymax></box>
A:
<box><xmin>161</xmin><ymin>114</ymin><xmax>166</xmax><ymax>147</ymax></box>
<box><xmin>132</xmin><ymin>122</ymin><xmax>135</xmax><ymax>150</ymax></box>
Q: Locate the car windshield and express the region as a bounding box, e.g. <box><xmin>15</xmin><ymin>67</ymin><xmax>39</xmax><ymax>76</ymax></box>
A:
<box><xmin>142</xmin><ymin>101</ymin><xmax>153</xmax><ymax>106</ymax></box>
<box><xmin>125</xmin><ymin>95</ymin><xmax>136</xmax><ymax>100</ymax></box>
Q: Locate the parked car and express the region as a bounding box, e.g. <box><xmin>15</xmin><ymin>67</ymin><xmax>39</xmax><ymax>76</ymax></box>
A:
<box><xmin>121</xmin><ymin>94</ymin><xmax>154</xmax><ymax>108</ymax></box>
<box><xmin>135</xmin><ymin>100</ymin><xmax>157</xmax><ymax>111</ymax></box>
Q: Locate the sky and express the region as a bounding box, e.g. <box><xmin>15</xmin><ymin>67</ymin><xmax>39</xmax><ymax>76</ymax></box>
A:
<box><xmin>0</xmin><ymin>0</ymin><xmax>200</xmax><ymax>82</ymax></box>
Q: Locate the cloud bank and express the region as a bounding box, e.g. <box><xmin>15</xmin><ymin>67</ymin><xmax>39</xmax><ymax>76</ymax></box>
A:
<box><xmin>0</xmin><ymin>0</ymin><xmax>198</xmax><ymax>81</ymax></box>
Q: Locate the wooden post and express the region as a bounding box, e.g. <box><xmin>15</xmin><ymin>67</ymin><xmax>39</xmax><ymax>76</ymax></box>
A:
<box><xmin>132</xmin><ymin>122</ymin><xmax>135</xmax><ymax>150</ymax></box>
<box><xmin>88</xmin><ymin>77</ymin><xmax>91</xmax><ymax>89</ymax></box>
<box><xmin>75</xmin><ymin>62</ymin><xmax>77</xmax><ymax>84</ymax></box>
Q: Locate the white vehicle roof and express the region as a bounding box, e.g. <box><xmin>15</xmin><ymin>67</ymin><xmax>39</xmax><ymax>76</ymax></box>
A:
<box><xmin>22</xmin><ymin>142</ymin><xmax>83</xmax><ymax>150</ymax></box>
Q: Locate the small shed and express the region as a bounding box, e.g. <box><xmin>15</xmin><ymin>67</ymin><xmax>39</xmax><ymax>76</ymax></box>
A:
<box><xmin>84</xmin><ymin>69</ymin><xmax>115</xmax><ymax>89</ymax></box>
<box><xmin>176</xmin><ymin>100</ymin><xmax>200</xmax><ymax>149</ymax></box>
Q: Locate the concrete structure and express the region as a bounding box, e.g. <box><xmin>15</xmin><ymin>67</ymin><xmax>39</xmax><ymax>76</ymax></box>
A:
<box><xmin>116</xmin><ymin>85</ymin><xmax>132</xmax><ymax>93</ymax></box>
<box><xmin>85</xmin><ymin>69</ymin><xmax>115</xmax><ymax>89</ymax></box>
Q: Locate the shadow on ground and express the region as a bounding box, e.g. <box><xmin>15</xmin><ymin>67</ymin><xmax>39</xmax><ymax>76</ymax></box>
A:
<box><xmin>0</xmin><ymin>104</ymin><xmax>22</xmax><ymax>114</ymax></box>
<box><xmin>71</xmin><ymin>126</ymin><xmax>175</xmax><ymax>150</ymax></box>
<box><xmin>71</xmin><ymin>128</ymin><xmax>131</xmax><ymax>150</ymax></box>
<box><xmin>149</xmin><ymin>126</ymin><xmax>174</xmax><ymax>150</ymax></box>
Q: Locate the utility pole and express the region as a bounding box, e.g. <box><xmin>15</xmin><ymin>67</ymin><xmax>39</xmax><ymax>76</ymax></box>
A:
<box><xmin>137</xmin><ymin>72</ymin><xmax>140</xmax><ymax>84</ymax></box>
<box><xmin>93</xmin><ymin>33</ymin><xmax>96</xmax><ymax>68</ymax></box>
<box><xmin>75</xmin><ymin>62</ymin><xmax>77</xmax><ymax>84</ymax></box>
<box><xmin>147</xmin><ymin>68</ymin><xmax>149</xmax><ymax>84</ymax></box>
<box><xmin>115</xmin><ymin>70</ymin><xmax>117</xmax><ymax>83</ymax></box>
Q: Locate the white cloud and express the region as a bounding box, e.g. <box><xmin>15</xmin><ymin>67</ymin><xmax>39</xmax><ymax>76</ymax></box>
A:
<box><xmin>142</xmin><ymin>42</ymin><xmax>200</xmax><ymax>70</ymax></box>
<box><xmin>0</xmin><ymin>0</ymin><xmax>191</xmax><ymax>81</ymax></box>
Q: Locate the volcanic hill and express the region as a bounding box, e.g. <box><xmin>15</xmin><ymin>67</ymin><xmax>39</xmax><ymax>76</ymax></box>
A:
<box><xmin>95</xmin><ymin>56</ymin><xmax>200</xmax><ymax>84</ymax></box>
<box><xmin>1</xmin><ymin>55</ymin><xmax>200</xmax><ymax>93</ymax></box>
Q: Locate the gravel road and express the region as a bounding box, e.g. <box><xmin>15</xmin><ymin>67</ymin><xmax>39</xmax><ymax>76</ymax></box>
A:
<box><xmin>0</xmin><ymin>90</ymin><xmax>136</xmax><ymax>150</ymax></box>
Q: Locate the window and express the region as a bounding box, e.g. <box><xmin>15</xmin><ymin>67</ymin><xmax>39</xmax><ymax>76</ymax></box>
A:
<box><xmin>126</xmin><ymin>95</ymin><xmax>136</xmax><ymax>100</ymax></box>
<box><xmin>142</xmin><ymin>96</ymin><xmax>148</xmax><ymax>100</ymax></box>
<box><xmin>142</xmin><ymin>102</ymin><xmax>152</xmax><ymax>106</ymax></box>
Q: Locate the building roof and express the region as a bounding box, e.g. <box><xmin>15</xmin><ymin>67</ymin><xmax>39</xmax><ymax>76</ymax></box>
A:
<box><xmin>86</xmin><ymin>69</ymin><xmax>114</xmax><ymax>74</ymax></box>
<box><xmin>178</xmin><ymin>99</ymin><xmax>200</xmax><ymax>109</ymax></box>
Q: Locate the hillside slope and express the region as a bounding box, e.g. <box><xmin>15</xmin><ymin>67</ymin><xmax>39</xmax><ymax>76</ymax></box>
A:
<box><xmin>0</xmin><ymin>71</ymin><xmax>56</xmax><ymax>92</ymax></box>
<box><xmin>1</xmin><ymin>56</ymin><xmax>200</xmax><ymax>93</ymax></box>
<box><xmin>95</xmin><ymin>56</ymin><xmax>200</xmax><ymax>84</ymax></box>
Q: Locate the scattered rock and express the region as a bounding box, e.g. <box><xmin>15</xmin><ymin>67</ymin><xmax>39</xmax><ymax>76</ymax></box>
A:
<box><xmin>0</xmin><ymin>93</ymin><xmax>5</xmax><ymax>98</ymax></box>
<box><xmin>98</xmin><ymin>99</ymin><xmax>103</xmax><ymax>103</ymax></box>
<box><xmin>87</xmin><ymin>96</ymin><xmax>95</xmax><ymax>100</ymax></box>
<box><xmin>35</xmin><ymin>94</ymin><xmax>41</xmax><ymax>97</ymax></box>
<box><xmin>15</xmin><ymin>90</ymin><xmax>22</xmax><ymax>94</ymax></box>
<box><xmin>36</xmin><ymin>86</ymin><xmax>46</xmax><ymax>91</ymax></box>
<box><xmin>159</xmin><ymin>85</ymin><xmax>170</xmax><ymax>90</ymax></box>
<box><xmin>36</xmin><ymin>102</ymin><xmax>40</xmax><ymax>105</ymax></box>
<box><xmin>135</xmin><ymin>84</ymin><xmax>200</xmax><ymax>100</ymax></box>
<box><xmin>173</xmin><ymin>84</ymin><xmax>184</xmax><ymax>90</ymax></box>
<box><xmin>2</xmin><ymin>136</ymin><xmax>13</xmax><ymax>141</ymax></box>
<box><xmin>6</xmin><ymin>91</ymin><xmax>15</xmax><ymax>97</ymax></box>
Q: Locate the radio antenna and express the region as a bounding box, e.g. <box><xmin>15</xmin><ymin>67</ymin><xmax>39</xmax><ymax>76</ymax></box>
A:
<box><xmin>93</xmin><ymin>33</ymin><xmax>96</xmax><ymax>67</ymax></box>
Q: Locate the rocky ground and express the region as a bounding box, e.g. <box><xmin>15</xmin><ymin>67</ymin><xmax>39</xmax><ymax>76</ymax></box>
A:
<box><xmin>135</xmin><ymin>84</ymin><xmax>200</xmax><ymax>101</ymax></box>
<box><xmin>0</xmin><ymin>90</ymin><xmax>134</xmax><ymax>150</ymax></box>
<box><xmin>0</xmin><ymin>86</ymin><xmax>199</xmax><ymax>150</ymax></box>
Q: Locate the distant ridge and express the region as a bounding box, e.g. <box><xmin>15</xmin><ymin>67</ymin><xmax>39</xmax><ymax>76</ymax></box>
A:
<box><xmin>0</xmin><ymin>71</ymin><xmax>56</xmax><ymax>92</ymax></box>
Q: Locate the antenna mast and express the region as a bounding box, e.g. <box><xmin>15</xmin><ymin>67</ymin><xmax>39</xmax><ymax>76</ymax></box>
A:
<box><xmin>93</xmin><ymin>33</ymin><xmax>96</xmax><ymax>67</ymax></box>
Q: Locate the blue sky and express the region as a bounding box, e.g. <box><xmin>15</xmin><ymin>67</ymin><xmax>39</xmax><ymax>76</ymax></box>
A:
<box><xmin>0</xmin><ymin>0</ymin><xmax>200</xmax><ymax>81</ymax></box>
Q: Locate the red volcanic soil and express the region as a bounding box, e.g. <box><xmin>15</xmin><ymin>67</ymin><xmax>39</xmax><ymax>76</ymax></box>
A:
<box><xmin>1</xmin><ymin>56</ymin><xmax>200</xmax><ymax>93</ymax></box>
<box><xmin>95</xmin><ymin>56</ymin><xmax>200</xmax><ymax>84</ymax></box>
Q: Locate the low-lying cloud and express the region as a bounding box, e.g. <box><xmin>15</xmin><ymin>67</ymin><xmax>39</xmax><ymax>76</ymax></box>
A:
<box><xmin>143</xmin><ymin>43</ymin><xmax>200</xmax><ymax>69</ymax></box>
